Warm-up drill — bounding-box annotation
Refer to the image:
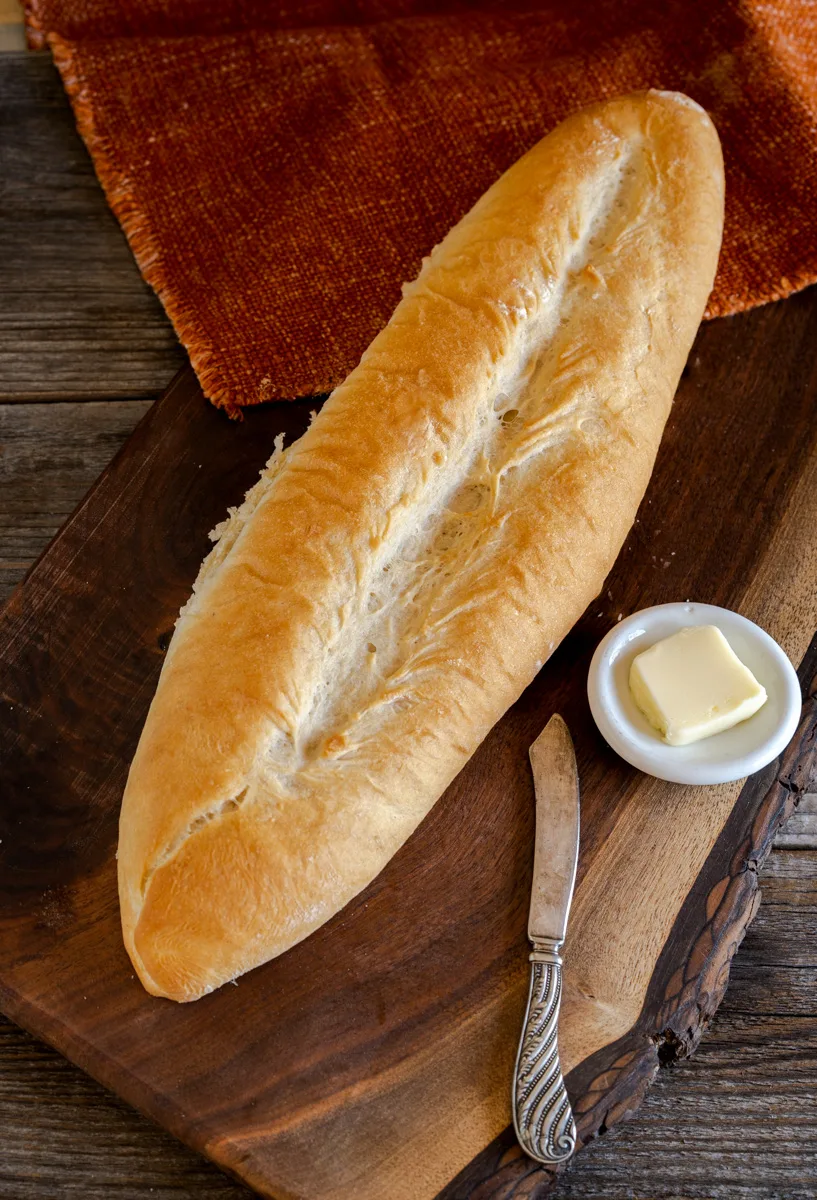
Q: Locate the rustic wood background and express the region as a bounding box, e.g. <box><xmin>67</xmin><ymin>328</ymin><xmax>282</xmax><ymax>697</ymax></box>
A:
<box><xmin>0</xmin><ymin>45</ymin><xmax>815</xmax><ymax>1200</ymax></box>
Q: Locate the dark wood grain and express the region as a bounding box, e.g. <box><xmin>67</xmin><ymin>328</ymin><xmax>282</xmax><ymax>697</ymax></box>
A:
<box><xmin>0</xmin><ymin>281</ymin><xmax>815</xmax><ymax>1200</ymax></box>
<box><xmin>0</xmin><ymin>397</ymin><xmax>814</xmax><ymax>1199</ymax></box>
<box><xmin>0</xmin><ymin>400</ymin><xmax>151</xmax><ymax>604</ymax></box>
<box><xmin>1</xmin><ymin>849</ymin><xmax>813</xmax><ymax>1200</ymax></box>
<box><xmin>0</xmin><ymin>52</ymin><xmax>184</xmax><ymax>401</ymax></box>
<box><xmin>0</xmin><ymin>1015</ymin><xmax>251</xmax><ymax>1200</ymax></box>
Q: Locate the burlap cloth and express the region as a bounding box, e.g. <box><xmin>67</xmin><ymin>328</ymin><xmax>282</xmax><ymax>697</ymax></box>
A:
<box><xmin>24</xmin><ymin>0</ymin><xmax>817</xmax><ymax>413</ymax></box>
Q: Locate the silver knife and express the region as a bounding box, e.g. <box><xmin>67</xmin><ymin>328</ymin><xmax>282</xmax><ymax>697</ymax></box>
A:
<box><xmin>512</xmin><ymin>713</ymin><xmax>580</xmax><ymax>1165</ymax></box>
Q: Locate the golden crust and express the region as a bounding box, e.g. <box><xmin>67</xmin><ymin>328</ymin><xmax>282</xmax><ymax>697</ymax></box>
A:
<box><xmin>118</xmin><ymin>90</ymin><xmax>724</xmax><ymax>1001</ymax></box>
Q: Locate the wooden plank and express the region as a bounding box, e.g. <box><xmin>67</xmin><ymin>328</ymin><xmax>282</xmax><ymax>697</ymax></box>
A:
<box><xmin>0</xmin><ymin>848</ymin><xmax>812</xmax><ymax>1200</ymax></box>
<box><xmin>776</xmin><ymin>793</ymin><xmax>817</xmax><ymax>848</ymax></box>
<box><xmin>0</xmin><ymin>400</ymin><xmax>151</xmax><ymax>604</ymax></box>
<box><xmin>0</xmin><ymin>394</ymin><xmax>813</xmax><ymax>1200</ymax></box>
<box><xmin>0</xmin><ymin>394</ymin><xmax>811</xmax><ymax>1200</ymax></box>
<box><xmin>0</xmin><ymin>52</ymin><xmax>184</xmax><ymax>400</ymax></box>
<box><xmin>0</xmin><ymin>1014</ymin><xmax>249</xmax><ymax>1199</ymax></box>
<box><xmin>0</xmin><ymin>283</ymin><xmax>815</xmax><ymax>1200</ymax></box>
<box><xmin>0</xmin><ymin>0</ymin><xmax>25</xmax><ymax>53</ymax></box>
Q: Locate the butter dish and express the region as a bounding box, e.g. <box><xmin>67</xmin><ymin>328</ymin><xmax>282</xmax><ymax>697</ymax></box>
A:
<box><xmin>587</xmin><ymin>603</ymin><xmax>801</xmax><ymax>785</ymax></box>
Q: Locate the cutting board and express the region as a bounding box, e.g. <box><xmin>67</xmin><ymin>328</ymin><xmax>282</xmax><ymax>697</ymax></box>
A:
<box><xmin>1</xmin><ymin>289</ymin><xmax>816</xmax><ymax>1200</ymax></box>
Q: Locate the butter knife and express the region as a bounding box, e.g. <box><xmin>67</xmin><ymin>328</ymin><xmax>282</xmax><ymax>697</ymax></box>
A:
<box><xmin>512</xmin><ymin>713</ymin><xmax>580</xmax><ymax>1165</ymax></box>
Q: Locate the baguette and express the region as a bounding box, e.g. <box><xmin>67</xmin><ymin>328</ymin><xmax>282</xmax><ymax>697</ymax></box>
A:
<box><xmin>119</xmin><ymin>90</ymin><xmax>724</xmax><ymax>1002</ymax></box>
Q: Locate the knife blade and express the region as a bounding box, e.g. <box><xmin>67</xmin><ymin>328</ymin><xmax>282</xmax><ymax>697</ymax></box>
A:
<box><xmin>512</xmin><ymin>713</ymin><xmax>580</xmax><ymax>1166</ymax></box>
<box><xmin>527</xmin><ymin>713</ymin><xmax>580</xmax><ymax>945</ymax></box>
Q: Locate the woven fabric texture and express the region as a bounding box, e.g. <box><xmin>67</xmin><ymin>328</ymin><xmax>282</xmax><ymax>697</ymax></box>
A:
<box><xmin>24</xmin><ymin>0</ymin><xmax>817</xmax><ymax>412</ymax></box>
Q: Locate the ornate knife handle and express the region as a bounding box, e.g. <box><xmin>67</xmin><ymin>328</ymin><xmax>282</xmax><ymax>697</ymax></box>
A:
<box><xmin>513</xmin><ymin>938</ymin><xmax>577</xmax><ymax>1165</ymax></box>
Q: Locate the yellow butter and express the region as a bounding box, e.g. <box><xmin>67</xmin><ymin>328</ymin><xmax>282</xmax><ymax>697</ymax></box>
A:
<box><xmin>629</xmin><ymin>625</ymin><xmax>767</xmax><ymax>747</ymax></box>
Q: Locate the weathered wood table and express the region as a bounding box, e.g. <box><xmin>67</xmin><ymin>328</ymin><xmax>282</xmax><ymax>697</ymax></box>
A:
<box><xmin>1</xmin><ymin>48</ymin><xmax>816</xmax><ymax>1200</ymax></box>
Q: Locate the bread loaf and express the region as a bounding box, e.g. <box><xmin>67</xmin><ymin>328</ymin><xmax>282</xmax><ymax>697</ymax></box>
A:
<box><xmin>119</xmin><ymin>90</ymin><xmax>724</xmax><ymax>1002</ymax></box>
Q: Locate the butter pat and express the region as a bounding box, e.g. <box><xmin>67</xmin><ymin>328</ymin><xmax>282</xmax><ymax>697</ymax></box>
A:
<box><xmin>629</xmin><ymin>625</ymin><xmax>767</xmax><ymax>747</ymax></box>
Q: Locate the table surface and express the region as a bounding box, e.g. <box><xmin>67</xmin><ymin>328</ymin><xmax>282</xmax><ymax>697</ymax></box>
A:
<box><xmin>1</xmin><ymin>46</ymin><xmax>816</xmax><ymax>1200</ymax></box>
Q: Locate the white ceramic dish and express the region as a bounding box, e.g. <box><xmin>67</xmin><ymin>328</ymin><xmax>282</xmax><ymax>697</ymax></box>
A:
<box><xmin>587</xmin><ymin>602</ymin><xmax>801</xmax><ymax>785</ymax></box>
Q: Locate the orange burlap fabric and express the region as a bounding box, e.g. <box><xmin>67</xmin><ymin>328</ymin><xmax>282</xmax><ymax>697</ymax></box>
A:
<box><xmin>25</xmin><ymin>0</ymin><xmax>817</xmax><ymax>412</ymax></box>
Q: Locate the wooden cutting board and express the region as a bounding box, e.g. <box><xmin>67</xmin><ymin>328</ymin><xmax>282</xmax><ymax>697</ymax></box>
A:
<box><xmin>0</xmin><ymin>291</ymin><xmax>816</xmax><ymax>1200</ymax></box>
